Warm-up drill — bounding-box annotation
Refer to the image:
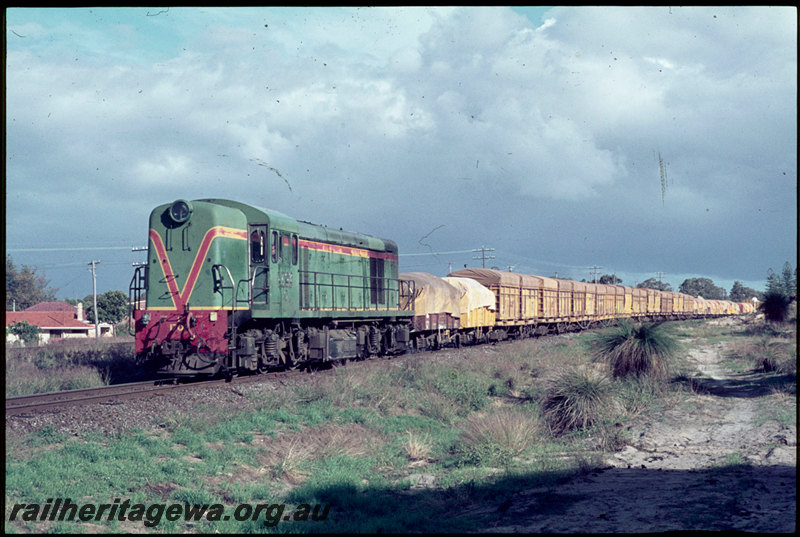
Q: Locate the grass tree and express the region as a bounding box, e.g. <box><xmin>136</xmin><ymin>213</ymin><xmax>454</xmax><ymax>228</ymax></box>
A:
<box><xmin>540</xmin><ymin>367</ymin><xmax>619</xmax><ymax>435</ymax></box>
<box><xmin>760</xmin><ymin>291</ymin><xmax>793</xmax><ymax>324</ymax></box>
<box><xmin>593</xmin><ymin>319</ymin><xmax>680</xmax><ymax>381</ymax></box>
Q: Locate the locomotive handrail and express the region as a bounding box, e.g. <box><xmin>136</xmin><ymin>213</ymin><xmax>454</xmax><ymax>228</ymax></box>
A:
<box><xmin>128</xmin><ymin>265</ymin><xmax>147</xmax><ymax>336</ymax></box>
<box><xmin>299</xmin><ymin>270</ymin><xmax>410</xmax><ymax>312</ymax></box>
<box><xmin>211</xmin><ymin>264</ymin><xmax>236</xmax><ymax>308</ymax></box>
<box><xmin>249</xmin><ymin>266</ymin><xmax>270</xmax><ymax>307</ymax></box>
<box><xmin>399</xmin><ymin>278</ymin><xmax>415</xmax><ymax>311</ymax></box>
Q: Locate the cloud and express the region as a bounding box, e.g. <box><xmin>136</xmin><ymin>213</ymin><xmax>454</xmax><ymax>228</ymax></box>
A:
<box><xmin>4</xmin><ymin>7</ymin><xmax>796</xmax><ymax>299</ymax></box>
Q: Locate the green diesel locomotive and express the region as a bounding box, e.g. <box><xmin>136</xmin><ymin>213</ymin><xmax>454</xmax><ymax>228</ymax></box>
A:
<box><xmin>131</xmin><ymin>199</ymin><xmax>413</xmax><ymax>376</ymax></box>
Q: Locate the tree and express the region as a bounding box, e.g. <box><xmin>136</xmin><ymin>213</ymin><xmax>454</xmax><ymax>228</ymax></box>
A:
<box><xmin>679</xmin><ymin>278</ymin><xmax>727</xmax><ymax>299</ymax></box>
<box><xmin>729</xmin><ymin>281</ymin><xmax>763</xmax><ymax>303</ymax></box>
<box><xmin>7</xmin><ymin>321</ymin><xmax>41</xmax><ymax>345</ymax></box>
<box><xmin>781</xmin><ymin>261</ymin><xmax>796</xmax><ymax>297</ymax></box>
<box><xmin>6</xmin><ymin>256</ymin><xmax>58</xmax><ymax>310</ymax></box>
<box><xmin>599</xmin><ymin>274</ymin><xmax>622</xmax><ymax>285</ymax></box>
<box><xmin>766</xmin><ymin>262</ymin><xmax>796</xmax><ymax>297</ymax></box>
<box><xmin>636</xmin><ymin>278</ymin><xmax>673</xmax><ymax>292</ymax></box>
<box><xmin>82</xmin><ymin>290</ymin><xmax>129</xmax><ymax>325</ymax></box>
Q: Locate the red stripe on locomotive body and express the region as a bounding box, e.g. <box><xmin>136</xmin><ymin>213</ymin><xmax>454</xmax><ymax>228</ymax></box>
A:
<box><xmin>298</xmin><ymin>239</ymin><xmax>398</xmax><ymax>262</ymax></box>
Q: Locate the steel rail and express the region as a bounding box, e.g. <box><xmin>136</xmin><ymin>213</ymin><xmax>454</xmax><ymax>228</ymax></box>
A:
<box><xmin>5</xmin><ymin>379</ymin><xmax>183</xmax><ymax>416</ymax></box>
<box><xmin>5</xmin><ymin>368</ymin><xmax>307</xmax><ymax>417</ymax></box>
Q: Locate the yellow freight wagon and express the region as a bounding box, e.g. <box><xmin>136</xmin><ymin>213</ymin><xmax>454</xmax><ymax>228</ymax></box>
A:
<box><xmin>557</xmin><ymin>280</ymin><xmax>577</xmax><ymax>320</ymax></box>
<box><xmin>612</xmin><ymin>285</ymin><xmax>626</xmax><ymax>316</ymax></box>
<box><xmin>661</xmin><ymin>291</ymin><xmax>674</xmax><ymax>315</ymax></box>
<box><xmin>632</xmin><ymin>288</ymin><xmax>647</xmax><ymax>317</ymax></box>
<box><xmin>519</xmin><ymin>273</ymin><xmax>543</xmax><ymax>321</ymax></box>
<box><xmin>595</xmin><ymin>284</ymin><xmax>615</xmax><ymax>319</ymax></box>
<box><xmin>441</xmin><ymin>276</ymin><xmax>496</xmax><ymax>329</ymax></box>
<box><xmin>449</xmin><ymin>269</ymin><xmax>521</xmax><ymax>326</ymax></box>
<box><xmin>620</xmin><ymin>286</ymin><xmax>633</xmax><ymax>316</ymax></box>
<box><xmin>572</xmin><ymin>281</ymin><xmax>589</xmax><ymax>320</ymax></box>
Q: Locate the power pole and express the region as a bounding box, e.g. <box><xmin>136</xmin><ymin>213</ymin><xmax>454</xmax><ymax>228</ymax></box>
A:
<box><xmin>589</xmin><ymin>266</ymin><xmax>603</xmax><ymax>284</ymax></box>
<box><xmin>472</xmin><ymin>246</ymin><xmax>495</xmax><ymax>268</ymax></box>
<box><xmin>655</xmin><ymin>271</ymin><xmax>665</xmax><ymax>289</ymax></box>
<box><xmin>88</xmin><ymin>260</ymin><xmax>100</xmax><ymax>338</ymax></box>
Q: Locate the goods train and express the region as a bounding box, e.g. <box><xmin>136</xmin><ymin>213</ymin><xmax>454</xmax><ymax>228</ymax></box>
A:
<box><xmin>130</xmin><ymin>199</ymin><xmax>753</xmax><ymax>377</ymax></box>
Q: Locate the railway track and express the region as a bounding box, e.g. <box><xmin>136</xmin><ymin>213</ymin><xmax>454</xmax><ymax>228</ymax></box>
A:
<box><xmin>5</xmin><ymin>380</ymin><xmax>187</xmax><ymax>416</ymax></box>
<box><xmin>5</xmin><ymin>368</ymin><xmax>309</xmax><ymax>417</ymax></box>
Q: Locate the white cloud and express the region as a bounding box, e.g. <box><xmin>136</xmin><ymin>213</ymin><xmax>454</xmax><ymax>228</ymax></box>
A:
<box><xmin>4</xmin><ymin>7</ymin><xmax>796</xmax><ymax>298</ymax></box>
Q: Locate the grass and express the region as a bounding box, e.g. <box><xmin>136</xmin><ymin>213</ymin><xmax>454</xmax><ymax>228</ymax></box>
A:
<box><xmin>540</xmin><ymin>366</ymin><xmax>620</xmax><ymax>435</ymax></box>
<box><xmin>726</xmin><ymin>335</ymin><xmax>796</xmax><ymax>376</ymax></box>
<box><xmin>5</xmin><ymin>316</ymin><xmax>796</xmax><ymax>533</ymax></box>
<box><xmin>454</xmin><ymin>406</ymin><xmax>543</xmax><ymax>466</ymax></box>
<box><xmin>5</xmin><ymin>336</ymin><xmax>142</xmax><ymax>396</ymax></box>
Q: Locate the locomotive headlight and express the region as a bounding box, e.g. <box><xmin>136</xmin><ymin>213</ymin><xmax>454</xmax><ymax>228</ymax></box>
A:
<box><xmin>169</xmin><ymin>199</ymin><xmax>193</xmax><ymax>223</ymax></box>
<box><xmin>142</xmin><ymin>313</ymin><xmax>150</xmax><ymax>325</ymax></box>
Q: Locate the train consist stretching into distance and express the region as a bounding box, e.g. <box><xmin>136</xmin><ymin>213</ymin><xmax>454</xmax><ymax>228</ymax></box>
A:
<box><xmin>130</xmin><ymin>199</ymin><xmax>754</xmax><ymax>377</ymax></box>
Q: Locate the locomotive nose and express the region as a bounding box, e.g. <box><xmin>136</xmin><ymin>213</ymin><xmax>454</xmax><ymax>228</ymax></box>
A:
<box><xmin>169</xmin><ymin>199</ymin><xmax>193</xmax><ymax>223</ymax></box>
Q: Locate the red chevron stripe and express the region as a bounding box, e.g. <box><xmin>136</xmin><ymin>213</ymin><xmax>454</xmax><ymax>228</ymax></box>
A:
<box><xmin>149</xmin><ymin>227</ymin><xmax>247</xmax><ymax>310</ymax></box>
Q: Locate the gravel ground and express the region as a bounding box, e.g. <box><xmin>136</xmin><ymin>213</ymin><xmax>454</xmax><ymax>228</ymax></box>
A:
<box><xmin>5</xmin><ymin>374</ymin><xmax>295</xmax><ymax>440</ymax></box>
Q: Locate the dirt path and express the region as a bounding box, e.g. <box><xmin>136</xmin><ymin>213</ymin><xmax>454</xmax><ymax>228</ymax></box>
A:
<box><xmin>486</xmin><ymin>331</ymin><xmax>796</xmax><ymax>533</ymax></box>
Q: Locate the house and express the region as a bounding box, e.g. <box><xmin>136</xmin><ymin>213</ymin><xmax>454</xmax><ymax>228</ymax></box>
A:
<box><xmin>5</xmin><ymin>301</ymin><xmax>113</xmax><ymax>344</ymax></box>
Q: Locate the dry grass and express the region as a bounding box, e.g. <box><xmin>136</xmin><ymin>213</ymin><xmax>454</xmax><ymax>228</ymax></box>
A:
<box><xmin>402</xmin><ymin>431</ymin><xmax>432</xmax><ymax>465</ymax></box>
<box><xmin>270</xmin><ymin>437</ymin><xmax>312</xmax><ymax>484</ymax></box>
<box><xmin>456</xmin><ymin>406</ymin><xmax>543</xmax><ymax>466</ymax></box>
<box><xmin>727</xmin><ymin>336</ymin><xmax>796</xmax><ymax>374</ymax></box>
<box><xmin>257</xmin><ymin>422</ymin><xmax>384</xmax><ymax>484</ymax></box>
<box><xmin>5</xmin><ymin>360</ymin><xmax>106</xmax><ymax>397</ymax></box>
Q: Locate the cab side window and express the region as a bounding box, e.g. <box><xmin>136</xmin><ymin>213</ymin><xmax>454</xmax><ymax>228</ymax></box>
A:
<box><xmin>251</xmin><ymin>230</ymin><xmax>265</xmax><ymax>263</ymax></box>
<box><xmin>271</xmin><ymin>231</ymin><xmax>279</xmax><ymax>263</ymax></box>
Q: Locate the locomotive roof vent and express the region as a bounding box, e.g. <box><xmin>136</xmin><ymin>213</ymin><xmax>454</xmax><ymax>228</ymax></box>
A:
<box><xmin>169</xmin><ymin>199</ymin><xmax>193</xmax><ymax>224</ymax></box>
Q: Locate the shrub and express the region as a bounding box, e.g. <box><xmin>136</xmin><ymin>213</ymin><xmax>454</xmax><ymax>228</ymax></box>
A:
<box><xmin>761</xmin><ymin>291</ymin><xmax>793</xmax><ymax>324</ymax></box>
<box><xmin>594</xmin><ymin>321</ymin><xmax>679</xmax><ymax>380</ymax></box>
<box><xmin>540</xmin><ymin>367</ymin><xmax>619</xmax><ymax>435</ymax></box>
<box><xmin>7</xmin><ymin>321</ymin><xmax>41</xmax><ymax>345</ymax></box>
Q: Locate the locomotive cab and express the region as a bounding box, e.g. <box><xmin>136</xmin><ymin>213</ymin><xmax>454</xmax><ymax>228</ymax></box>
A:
<box><xmin>131</xmin><ymin>199</ymin><xmax>250</xmax><ymax>376</ymax></box>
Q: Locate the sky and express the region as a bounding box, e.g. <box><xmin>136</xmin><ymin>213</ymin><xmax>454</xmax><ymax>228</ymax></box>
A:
<box><xmin>5</xmin><ymin>6</ymin><xmax>797</xmax><ymax>302</ymax></box>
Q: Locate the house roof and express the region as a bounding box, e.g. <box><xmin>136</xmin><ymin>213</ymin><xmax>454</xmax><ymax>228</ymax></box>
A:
<box><xmin>5</xmin><ymin>311</ymin><xmax>92</xmax><ymax>330</ymax></box>
<box><xmin>24</xmin><ymin>301</ymin><xmax>78</xmax><ymax>312</ymax></box>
